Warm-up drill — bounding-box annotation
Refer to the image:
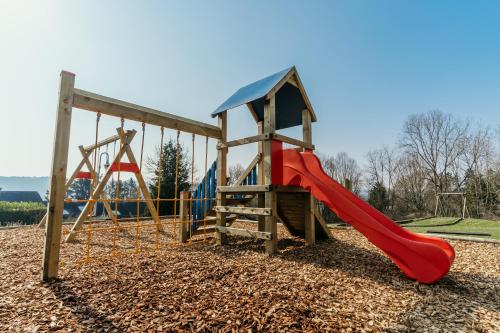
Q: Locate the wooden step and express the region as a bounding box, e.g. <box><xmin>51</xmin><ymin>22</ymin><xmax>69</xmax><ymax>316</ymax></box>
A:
<box><xmin>215</xmin><ymin>226</ymin><xmax>272</xmax><ymax>240</ymax></box>
<box><xmin>217</xmin><ymin>185</ymin><xmax>271</xmax><ymax>193</ymax></box>
<box><xmin>215</xmin><ymin>206</ymin><xmax>271</xmax><ymax>216</ymax></box>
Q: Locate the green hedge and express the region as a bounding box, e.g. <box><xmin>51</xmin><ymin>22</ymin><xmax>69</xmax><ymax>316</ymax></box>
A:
<box><xmin>0</xmin><ymin>202</ymin><xmax>46</xmax><ymax>226</ymax></box>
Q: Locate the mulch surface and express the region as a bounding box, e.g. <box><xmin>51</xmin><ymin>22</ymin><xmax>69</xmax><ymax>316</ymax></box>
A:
<box><xmin>0</xmin><ymin>221</ymin><xmax>499</xmax><ymax>332</ymax></box>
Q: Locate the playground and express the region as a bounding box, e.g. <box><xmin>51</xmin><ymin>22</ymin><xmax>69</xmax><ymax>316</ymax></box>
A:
<box><xmin>0</xmin><ymin>67</ymin><xmax>498</xmax><ymax>331</ymax></box>
<box><xmin>1</xmin><ymin>221</ymin><xmax>499</xmax><ymax>331</ymax></box>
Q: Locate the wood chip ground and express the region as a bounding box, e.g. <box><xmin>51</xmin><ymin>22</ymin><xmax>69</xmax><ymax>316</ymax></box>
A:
<box><xmin>0</xmin><ymin>221</ymin><xmax>498</xmax><ymax>332</ymax></box>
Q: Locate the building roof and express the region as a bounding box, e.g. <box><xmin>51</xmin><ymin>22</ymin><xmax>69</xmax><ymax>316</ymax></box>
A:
<box><xmin>211</xmin><ymin>66</ymin><xmax>316</xmax><ymax>130</ymax></box>
<box><xmin>0</xmin><ymin>191</ymin><xmax>43</xmax><ymax>203</ymax></box>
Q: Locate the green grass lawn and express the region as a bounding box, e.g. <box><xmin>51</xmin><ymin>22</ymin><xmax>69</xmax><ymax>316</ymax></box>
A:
<box><xmin>403</xmin><ymin>217</ymin><xmax>500</xmax><ymax>240</ymax></box>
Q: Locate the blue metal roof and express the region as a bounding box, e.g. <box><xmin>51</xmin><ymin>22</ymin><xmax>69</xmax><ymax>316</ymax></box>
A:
<box><xmin>212</xmin><ymin>67</ymin><xmax>292</xmax><ymax>116</ymax></box>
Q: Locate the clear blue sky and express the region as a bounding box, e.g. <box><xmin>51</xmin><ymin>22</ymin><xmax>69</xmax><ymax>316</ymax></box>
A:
<box><xmin>0</xmin><ymin>1</ymin><xmax>499</xmax><ymax>178</ymax></box>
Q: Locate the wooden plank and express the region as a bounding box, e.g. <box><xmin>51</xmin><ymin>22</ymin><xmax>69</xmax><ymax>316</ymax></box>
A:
<box><xmin>72</xmin><ymin>88</ymin><xmax>221</xmax><ymax>139</ymax></box>
<box><xmin>82</xmin><ymin>133</ymin><xmax>121</xmax><ymax>152</ymax></box>
<box><xmin>42</xmin><ymin>71</ymin><xmax>75</xmax><ymax>281</ymax></box>
<box><xmin>215</xmin><ymin>206</ymin><xmax>271</xmax><ymax>216</ymax></box>
<box><xmin>216</xmin><ymin>112</ymin><xmax>228</xmax><ymax>245</ymax></box>
<box><xmin>302</xmin><ymin>109</ymin><xmax>312</xmax><ymax>150</ymax></box>
<box><xmin>233</xmin><ymin>154</ymin><xmax>261</xmax><ymax>186</ymax></box>
<box><xmin>219</xmin><ymin>134</ymin><xmax>269</xmax><ymax>149</ymax></box>
<box><xmin>304</xmin><ymin>194</ymin><xmax>315</xmax><ymax>245</ymax></box>
<box><xmin>274</xmin><ymin>185</ymin><xmax>308</xmax><ymax>193</ymax></box>
<box><xmin>271</xmin><ymin>133</ymin><xmax>314</xmax><ymax>150</ymax></box>
<box><xmin>217</xmin><ymin>185</ymin><xmax>270</xmax><ymax>193</ymax></box>
<box><xmin>216</xmin><ymin>226</ymin><xmax>272</xmax><ymax>240</ymax></box>
<box><xmin>178</xmin><ymin>192</ymin><xmax>189</xmax><ymax>243</ymax></box>
<box><xmin>263</xmin><ymin>96</ymin><xmax>277</xmax><ymax>254</ymax></box>
<box><xmin>257</xmin><ymin>121</ymin><xmax>265</xmax><ymax>232</ymax></box>
<box><xmin>313</xmin><ymin>203</ymin><xmax>333</xmax><ymax>239</ymax></box>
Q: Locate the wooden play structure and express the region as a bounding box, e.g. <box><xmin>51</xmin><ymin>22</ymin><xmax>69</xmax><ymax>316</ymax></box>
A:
<box><xmin>43</xmin><ymin>67</ymin><xmax>330</xmax><ymax>281</ymax></box>
<box><xmin>43</xmin><ymin>67</ymin><xmax>455</xmax><ymax>284</ymax></box>
<box><xmin>434</xmin><ymin>192</ymin><xmax>470</xmax><ymax>219</ymax></box>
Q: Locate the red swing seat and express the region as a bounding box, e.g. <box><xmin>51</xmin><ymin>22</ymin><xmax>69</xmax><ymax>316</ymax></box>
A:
<box><xmin>75</xmin><ymin>171</ymin><xmax>92</xmax><ymax>179</ymax></box>
<box><xmin>110</xmin><ymin>162</ymin><xmax>140</xmax><ymax>173</ymax></box>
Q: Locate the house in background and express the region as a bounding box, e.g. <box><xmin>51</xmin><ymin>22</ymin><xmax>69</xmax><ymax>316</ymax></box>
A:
<box><xmin>0</xmin><ymin>189</ymin><xmax>43</xmax><ymax>203</ymax></box>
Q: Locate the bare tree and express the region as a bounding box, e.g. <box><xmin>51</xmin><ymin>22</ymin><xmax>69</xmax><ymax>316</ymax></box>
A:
<box><xmin>400</xmin><ymin>110</ymin><xmax>469</xmax><ymax>194</ymax></box>
<box><xmin>365</xmin><ymin>146</ymin><xmax>398</xmax><ymax>209</ymax></box>
<box><xmin>320</xmin><ymin>152</ymin><xmax>363</xmax><ymax>194</ymax></box>
<box><xmin>228</xmin><ymin>164</ymin><xmax>245</xmax><ymax>185</ymax></box>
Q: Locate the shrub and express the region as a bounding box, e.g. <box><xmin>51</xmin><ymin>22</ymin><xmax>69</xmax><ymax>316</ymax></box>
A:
<box><xmin>0</xmin><ymin>202</ymin><xmax>46</xmax><ymax>226</ymax></box>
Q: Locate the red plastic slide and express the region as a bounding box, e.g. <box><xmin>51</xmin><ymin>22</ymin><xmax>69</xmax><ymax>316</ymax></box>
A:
<box><xmin>271</xmin><ymin>141</ymin><xmax>454</xmax><ymax>283</ymax></box>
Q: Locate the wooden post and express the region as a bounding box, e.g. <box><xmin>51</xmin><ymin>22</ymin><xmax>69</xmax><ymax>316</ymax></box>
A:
<box><xmin>178</xmin><ymin>191</ymin><xmax>189</xmax><ymax>243</ymax></box>
<box><xmin>42</xmin><ymin>71</ymin><xmax>75</xmax><ymax>281</ymax></box>
<box><xmin>302</xmin><ymin>109</ymin><xmax>312</xmax><ymax>151</ymax></box>
<box><xmin>304</xmin><ymin>193</ymin><xmax>316</xmax><ymax>245</ymax></box>
<box><xmin>263</xmin><ymin>97</ymin><xmax>277</xmax><ymax>254</ymax></box>
<box><xmin>216</xmin><ymin>112</ymin><xmax>228</xmax><ymax>245</ymax></box>
<box><xmin>257</xmin><ymin>121</ymin><xmax>265</xmax><ymax>232</ymax></box>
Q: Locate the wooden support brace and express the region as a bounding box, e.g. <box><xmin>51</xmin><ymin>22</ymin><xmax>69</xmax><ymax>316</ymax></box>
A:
<box><xmin>177</xmin><ymin>191</ymin><xmax>189</xmax><ymax>243</ymax></box>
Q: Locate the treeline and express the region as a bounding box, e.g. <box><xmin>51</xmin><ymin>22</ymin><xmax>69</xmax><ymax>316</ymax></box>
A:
<box><xmin>320</xmin><ymin>110</ymin><xmax>499</xmax><ymax>219</ymax></box>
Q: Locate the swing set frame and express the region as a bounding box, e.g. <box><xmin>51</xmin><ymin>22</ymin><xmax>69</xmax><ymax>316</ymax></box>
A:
<box><xmin>42</xmin><ymin>71</ymin><xmax>222</xmax><ymax>281</ymax></box>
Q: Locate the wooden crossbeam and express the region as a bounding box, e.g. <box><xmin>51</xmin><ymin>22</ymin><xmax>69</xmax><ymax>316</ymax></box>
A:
<box><xmin>218</xmin><ymin>134</ymin><xmax>269</xmax><ymax>149</ymax></box>
<box><xmin>217</xmin><ymin>185</ymin><xmax>270</xmax><ymax>193</ymax></box>
<box><xmin>215</xmin><ymin>226</ymin><xmax>272</xmax><ymax>240</ymax></box>
<box><xmin>214</xmin><ymin>206</ymin><xmax>271</xmax><ymax>216</ymax></box>
<box><xmin>72</xmin><ymin>88</ymin><xmax>222</xmax><ymax>139</ymax></box>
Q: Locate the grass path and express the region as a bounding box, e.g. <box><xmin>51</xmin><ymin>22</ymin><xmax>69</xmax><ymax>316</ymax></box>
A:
<box><xmin>403</xmin><ymin>217</ymin><xmax>500</xmax><ymax>240</ymax></box>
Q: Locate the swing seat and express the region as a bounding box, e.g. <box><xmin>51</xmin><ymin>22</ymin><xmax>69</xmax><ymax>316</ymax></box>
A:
<box><xmin>110</xmin><ymin>162</ymin><xmax>140</xmax><ymax>173</ymax></box>
<box><xmin>75</xmin><ymin>171</ymin><xmax>92</xmax><ymax>179</ymax></box>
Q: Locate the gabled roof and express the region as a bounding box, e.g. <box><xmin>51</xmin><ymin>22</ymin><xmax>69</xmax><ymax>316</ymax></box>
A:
<box><xmin>0</xmin><ymin>191</ymin><xmax>43</xmax><ymax>203</ymax></box>
<box><xmin>212</xmin><ymin>66</ymin><xmax>316</xmax><ymax>130</ymax></box>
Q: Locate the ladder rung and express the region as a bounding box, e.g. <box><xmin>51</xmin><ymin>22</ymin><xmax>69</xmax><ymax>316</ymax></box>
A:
<box><xmin>214</xmin><ymin>206</ymin><xmax>271</xmax><ymax>216</ymax></box>
<box><xmin>217</xmin><ymin>185</ymin><xmax>270</xmax><ymax>193</ymax></box>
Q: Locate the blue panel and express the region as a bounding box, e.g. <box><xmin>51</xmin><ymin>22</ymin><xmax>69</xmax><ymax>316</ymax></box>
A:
<box><xmin>212</xmin><ymin>67</ymin><xmax>292</xmax><ymax>116</ymax></box>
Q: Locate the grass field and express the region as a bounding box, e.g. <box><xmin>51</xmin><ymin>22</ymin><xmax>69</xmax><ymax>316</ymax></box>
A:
<box><xmin>403</xmin><ymin>217</ymin><xmax>500</xmax><ymax>240</ymax></box>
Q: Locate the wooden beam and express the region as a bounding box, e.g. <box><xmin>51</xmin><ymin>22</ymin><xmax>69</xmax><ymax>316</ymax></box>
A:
<box><xmin>218</xmin><ymin>134</ymin><xmax>269</xmax><ymax>149</ymax></box>
<box><xmin>234</xmin><ymin>154</ymin><xmax>261</xmax><ymax>186</ymax></box>
<box><xmin>178</xmin><ymin>191</ymin><xmax>189</xmax><ymax>243</ymax></box>
<box><xmin>82</xmin><ymin>133</ymin><xmax>122</xmax><ymax>152</ymax></box>
<box><xmin>216</xmin><ymin>226</ymin><xmax>272</xmax><ymax>240</ymax></box>
<box><xmin>266</xmin><ymin>68</ymin><xmax>296</xmax><ymax>100</ymax></box>
<box><xmin>304</xmin><ymin>194</ymin><xmax>315</xmax><ymax>245</ymax></box>
<box><xmin>72</xmin><ymin>88</ymin><xmax>222</xmax><ymax>139</ymax></box>
<box><xmin>302</xmin><ymin>109</ymin><xmax>312</xmax><ymax>150</ymax></box>
<box><xmin>216</xmin><ymin>112</ymin><xmax>228</xmax><ymax>245</ymax></box>
<box><xmin>257</xmin><ymin>121</ymin><xmax>265</xmax><ymax>232</ymax></box>
<box><xmin>271</xmin><ymin>133</ymin><xmax>314</xmax><ymax>150</ymax></box>
<box><xmin>217</xmin><ymin>185</ymin><xmax>270</xmax><ymax>193</ymax></box>
<box><xmin>215</xmin><ymin>206</ymin><xmax>272</xmax><ymax>216</ymax></box>
<box><xmin>313</xmin><ymin>203</ymin><xmax>333</xmax><ymax>239</ymax></box>
<box><xmin>246</xmin><ymin>102</ymin><xmax>260</xmax><ymax>122</ymax></box>
<box><xmin>42</xmin><ymin>71</ymin><xmax>75</xmax><ymax>281</ymax></box>
<box><xmin>263</xmin><ymin>96</ymin><xmax>277</xmax><ymax>254</ymax></box>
